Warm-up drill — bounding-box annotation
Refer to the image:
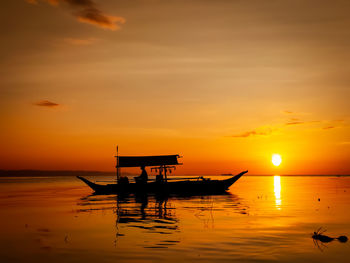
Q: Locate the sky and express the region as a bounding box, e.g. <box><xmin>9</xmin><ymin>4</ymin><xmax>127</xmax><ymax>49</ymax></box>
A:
<box><xmin>1</xmin><ymin>0</ymin><xmax>350</xmax><ymax>175</ymax></box>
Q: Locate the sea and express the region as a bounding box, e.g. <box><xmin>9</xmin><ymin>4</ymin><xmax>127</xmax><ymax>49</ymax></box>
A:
<box><xmin>1</xmin><ymin>174</ymin><xmax>350</xmax><ymax>262</ymax></box>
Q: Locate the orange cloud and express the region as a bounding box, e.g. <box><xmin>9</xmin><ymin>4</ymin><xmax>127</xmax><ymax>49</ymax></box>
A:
<box><xmin>26</xmin><ymin>0</ymin><xmax>125</xmax><ymax>31</ymax></box>
<box><xmin>34</xmin><ymin>100</ymin><xmax>60</xmax><ymax>107</ymax></box>
<box><xmin>76</xmin><ymin>12</ymin><xmax>125</xmax><ymax>31</ymax></box>
<box><xmin>285</xmin><ymin>121</ymin><xmax>304</xmax><ymax>125</ymax></box>
<box><xmin>285</xmin><ymin>120</ymin><xmax>320</xmax><ymax>126</ymax></box>
<box><xmin>230</xmin><ymin>127</ymin><xmax>274</xmax><ymax>138</ymax></box>
<box><xmin>26</xmin><ymin>0</ymin><xmax>59</xmax><ymax>5</ymax></box>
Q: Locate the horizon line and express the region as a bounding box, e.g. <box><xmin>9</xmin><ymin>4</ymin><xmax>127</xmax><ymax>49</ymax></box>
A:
<box><xmin>0</xmin><ymin>169</ymin><xmax>349</xmax><ymax>177</ymax></box>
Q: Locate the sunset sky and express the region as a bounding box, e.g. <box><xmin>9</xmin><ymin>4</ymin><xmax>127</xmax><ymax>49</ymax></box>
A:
<box><xmin>1</xmin><ymin>0</ymin><xmax>349</xmax><ymax>174</ymax></box>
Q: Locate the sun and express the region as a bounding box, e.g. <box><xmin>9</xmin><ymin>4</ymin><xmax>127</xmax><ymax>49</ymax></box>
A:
<box><xmin>272</xmin><ymin>154</ymin><xmax>282</xmax><ymax>167</ymax></box>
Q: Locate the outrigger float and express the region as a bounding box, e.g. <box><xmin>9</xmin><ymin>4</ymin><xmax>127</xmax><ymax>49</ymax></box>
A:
<box><xmin>77</xmin><ymin>152</ymin><xmax>247</xmax><ymax>195</ymax></box>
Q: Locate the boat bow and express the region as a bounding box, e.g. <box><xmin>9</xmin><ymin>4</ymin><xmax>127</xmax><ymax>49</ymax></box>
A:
<box><xmin>222</xmin><ymin>170</ymin><xmax>248</xmax><ymax>189</ymax></box>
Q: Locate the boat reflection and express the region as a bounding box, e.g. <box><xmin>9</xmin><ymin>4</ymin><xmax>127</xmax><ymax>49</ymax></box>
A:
<box><xmin>77</xmin><ymin>193</ymin><xmax>249</xmax><ymax>248</ymax></box>
<box><xmin>274</xmin><ymin>175</ymin><xmax>282</xmax><ymax>209</ymax></box>
<box><xmin>116</xmin><ymin>194</ymin><xmax>178</xmax><ymax>235</ymax></box>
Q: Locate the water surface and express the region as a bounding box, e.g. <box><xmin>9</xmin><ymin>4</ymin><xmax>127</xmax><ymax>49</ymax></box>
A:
<box><xmin>1</xmin><ymin>175</ymin><xmax>350</xmax><ymax>262</ymax></box>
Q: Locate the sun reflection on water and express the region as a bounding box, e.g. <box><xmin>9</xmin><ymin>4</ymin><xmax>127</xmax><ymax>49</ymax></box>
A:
<box><xmin>274</xmin><ymin>175</ymin><xmax>282</xmax><ymax>209</ymax></box>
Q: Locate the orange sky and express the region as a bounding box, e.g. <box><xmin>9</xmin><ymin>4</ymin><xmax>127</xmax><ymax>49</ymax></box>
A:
<box><xmin>1</xmin><ymin>0</ymin><xmax>349</xmax><ymax>174</ymax></box>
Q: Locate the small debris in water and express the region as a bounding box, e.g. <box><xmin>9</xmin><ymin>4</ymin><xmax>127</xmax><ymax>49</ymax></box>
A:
<box><xmin>337</xmin><ymin>236</ymin><xmax>348</xmax><ymax>243</ymax></box>
<box><xmin>312</xmin><ymin>227</ymin><xmax>348</xmax><ymax>251</ymax></box>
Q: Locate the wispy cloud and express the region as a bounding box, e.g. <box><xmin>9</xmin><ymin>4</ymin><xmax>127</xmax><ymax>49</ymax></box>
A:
<box><xmin>281</xmin><ymin>110</ymin><xmax>311</xmax><ymax>116</ymax></box>
<box><xmin>323</xmin><ymin>126</ymin><xmax>335</xmax><ymax>130</ymax></box>
<box><xmin>322</xmin><ymin>120</ymin><xmax>346</xmax><ymax>130</ymax></box>
<box><xmin>285</xmin><ymin>120</ymin><xmax>320</xmax><ymax>126</ymax></box>
<box><xmin>34</xmin><ymin>100</ymin><xmax>60</xmax><ymax>108</ymax></box>
<box><xmin>285</xmin><ymin>121</ymin><xmax>304</xmax><ymax>125</ymax></box>
<box><xmin>26</xmin><ymin>0</ymin><xmax>125</xmax><ymax>31</ymax></box>
<box><xmin>229</xmin><ymin>113</ymin><xmax>347</xmax><ymax>139</ymax></box>
<box><xmin>230</xmin><ymin>127</ymin><xmax>275</xmax><ymax>138</ymax></box>
<box><xmin>289</xmin><ymin>118</ymin><xmax>300</xmax><ymax>121</ymax></box>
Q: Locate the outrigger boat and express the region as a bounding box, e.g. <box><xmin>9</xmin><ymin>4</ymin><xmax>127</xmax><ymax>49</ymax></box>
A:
<box><xmin>77</xmin><ymin>153</ymin><xmax>247</xmax><ymax>195</ymax></box>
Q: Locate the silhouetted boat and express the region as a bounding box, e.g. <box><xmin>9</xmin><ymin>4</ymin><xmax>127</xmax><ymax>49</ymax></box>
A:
<box><xmin>77</xmin><ymin>153</ymin><xmax>247</xmax><ymax>194</ymax></box>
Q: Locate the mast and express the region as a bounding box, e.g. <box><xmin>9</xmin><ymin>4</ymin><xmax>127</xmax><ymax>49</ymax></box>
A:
<box><xmin>163</xmin><ymin>165</ymin><xmax>167</xmax><ymax>182</ymax></box>
<box><xmin>116</xmin><ymin>145</ymin><xmax>120</xmax><ymax>182</ymax></box>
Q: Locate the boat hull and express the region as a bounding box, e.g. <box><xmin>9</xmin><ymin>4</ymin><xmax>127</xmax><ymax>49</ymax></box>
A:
<box><xmin>77</xmin><ymin>171</ymin><xmax>247</xmax><ymax>195</ymax></box>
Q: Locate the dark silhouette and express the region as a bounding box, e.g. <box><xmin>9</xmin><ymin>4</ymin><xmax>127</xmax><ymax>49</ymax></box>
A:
<box><xmin>134</xmin><ymin>166</ymin><xmax>148</xmax><ymax>184</ymax></box>
<box><xmin>118</xmin><ymin>176</ymin><xmax>129</xmax><ymax>185</ymax></box>
<box><xmin>312</xmin><ymin>227</ymin><xmax>348</xmax><ymax>251</ymax></box>
<box><xmin>140</xmin><ymin>166</ymin><xmax>148</xmax><ymax>182</ymax></box>
<box><xmin>156</xmin><ymin>168</ymin><xmax>164</xmax><ymax>183</ymax></box>
<box><xmin>77</xmin><ymin>154</ymin><xmax>247</xmax><ymax>194</ymax></box>
<box><xmin>77</xmin><ymin>170</ymin><xmax>248</xmax><ymax>195</ymax></box>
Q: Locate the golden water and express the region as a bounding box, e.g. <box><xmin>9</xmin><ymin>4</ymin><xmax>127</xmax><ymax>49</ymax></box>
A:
<box><xmin>1</xmin><ymin>175</ymin><xmax>350</xmax><ymax>262</ymax></box>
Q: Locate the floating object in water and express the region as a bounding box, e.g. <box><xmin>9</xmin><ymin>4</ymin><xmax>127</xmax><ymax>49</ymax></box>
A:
<box><xmin>77</xmin><ymin>152</ymin><xmax>248</xmax><ymax>194</ymax></box>
<box><xmin>337</xmin><ymin>235</ymin><xmax>348</xmax><ymax>243</ymax></box>
<box><xmin>312</xmin><ymin>227</ymin><xmax>348</xmax><ymax>251</ymax></box>
<box><xmin>78</xmin><ymin>170</ymin><xmax>247</xmax><ymax>194</ymax></box>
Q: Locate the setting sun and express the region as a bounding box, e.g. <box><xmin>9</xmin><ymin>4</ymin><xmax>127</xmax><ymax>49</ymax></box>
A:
<box><xmin>272</xmin><ymin>154</ymin><xmax>282</xmax><ymax>167</ymax></box>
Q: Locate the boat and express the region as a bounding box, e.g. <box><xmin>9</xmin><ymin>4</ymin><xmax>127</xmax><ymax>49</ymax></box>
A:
<box><xmin>77</xmin><ymin>153</ymin><xmax>247</xmax><ymax>195</ymax></box>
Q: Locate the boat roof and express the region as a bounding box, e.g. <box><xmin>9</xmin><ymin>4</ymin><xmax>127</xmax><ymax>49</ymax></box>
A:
<box><xmin>117</xmin><ymin>155</ymin><xmax>180</xmax><ymax>168</ymax></box>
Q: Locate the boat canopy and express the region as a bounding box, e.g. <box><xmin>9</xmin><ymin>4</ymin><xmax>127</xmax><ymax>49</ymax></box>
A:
<box><xmin>117</xmin><ymin>155</ymin><xmax>180</xmax><ymax>168</ymax></box>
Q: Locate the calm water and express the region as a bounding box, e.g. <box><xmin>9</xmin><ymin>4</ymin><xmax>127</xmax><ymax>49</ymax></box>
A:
<box><xmin>1</xmin><ymin>175</ymin><xmax>350</xmax><ymax>262</ymax></box>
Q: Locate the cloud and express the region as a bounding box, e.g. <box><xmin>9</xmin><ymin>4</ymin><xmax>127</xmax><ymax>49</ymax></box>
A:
<box><xmin>26</xmin><ymin>0</ymin><xmax>125</xmax><ymax>30</ymax></box>
<box><xmin>281</xmin><ymin>110</ymin><xmax>311</xmax><ymax>116</ymax></box>
<box><xmin>63</xmin><ymin>37</ymin><xmax>98</xmax><ymax>45</ymax></box>
<box><xmin>27</xmin><ymin>0</ymin><xmax>59</xmax><ymax>5</ymax></box>
<box><xmin>230</xmin><ymin>127</ymin><xmax>274</xmax><ymax>138</ymax></box>
<box><xmin>75</xmin><ymin>6</ymin><xmax>126</xmax><ymax>31</ymax></box>
<box><xmin>289</xmin><ymin>118</ymin><xmax>300</xmax><ymax>121</ymax></box>
<box><xmin>285</xmin><ymin>121</ymin><xmax>304</xmax><ymax>125</ymax></box>
<box><xmin>229</xmin><ymin>116</ymin><xmax>347</xmax><ymax>140</ymax></box>
<box><xmin>34</xmin><ymin>100</ymin><xmax>60</xmax><ymax>107</ymax></box>
<box><xmin>322</xmin><ymin>120</ymin><xmax>346</xmax><ymax>130</ymax></box>
<box><xmin>285</xmin><ymin>120</ymin><xmax>320</xmax><ymax>126</ymax></box>
<box><xmin>323</xmin><ymin>126</ymin><xmax>335</xmax><ymax>130</ymax></box>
